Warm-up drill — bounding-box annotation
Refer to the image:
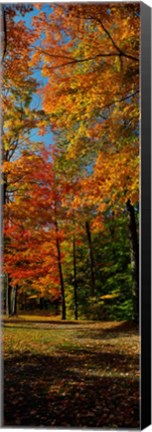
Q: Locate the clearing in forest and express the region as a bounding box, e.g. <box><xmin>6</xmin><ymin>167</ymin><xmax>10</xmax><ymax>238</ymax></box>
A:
<box><xmin>3</xmin><ymin>317</ymin><xmax>140</xmax><ymax>428</ymax></box>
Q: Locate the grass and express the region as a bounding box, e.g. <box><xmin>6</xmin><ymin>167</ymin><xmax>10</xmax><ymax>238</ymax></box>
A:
<box><xmin>3</xmin><ymin>315</ymin><xmax>140</xmax><ymax>428</ymax></box>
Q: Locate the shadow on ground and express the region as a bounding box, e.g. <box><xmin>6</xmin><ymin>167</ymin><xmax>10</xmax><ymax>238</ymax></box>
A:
<box><xmin>3</xmin><ymin>318</ymin><xmax>80</xmax><ymax>325</ymax></box>
<box><xmin>4</xmin><ymin>347</ymin><xmax>139</xmax><ymax>428</ymax></box>
<box><xmin>3</xmin><ymin>320</ymin><xmax>139</xmax><ymax>338</ymax></box>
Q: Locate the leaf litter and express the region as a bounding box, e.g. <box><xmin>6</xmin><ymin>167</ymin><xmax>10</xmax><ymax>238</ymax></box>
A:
<box><xmin>3</xmin><ymin>318</ymin><xmax>140</xmax><ymax>428</ymax></box>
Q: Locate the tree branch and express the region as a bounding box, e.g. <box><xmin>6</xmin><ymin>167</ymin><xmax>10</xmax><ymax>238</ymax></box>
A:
<box><xmin>1</xmin><ymin>6</ymin><xmax>7</xmax><ymax>63</ymax></box>
<box><xmin>40</xmin><ymin>50</ymin><xmax>138</xmax><ymax>72</ymax></box>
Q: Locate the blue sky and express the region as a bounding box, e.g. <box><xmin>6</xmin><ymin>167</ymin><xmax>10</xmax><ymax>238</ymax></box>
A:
<box><xmin>14</xmin><ymin>5</ymin><xmax>54</xmax><ymax>148</ymax></box>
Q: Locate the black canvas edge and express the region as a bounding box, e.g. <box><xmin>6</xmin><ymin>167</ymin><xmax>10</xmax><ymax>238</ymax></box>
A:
<box><xmin>141</xmin><ymin>2</ymin><xmax>151</xmax><ymax>430</ymax></box>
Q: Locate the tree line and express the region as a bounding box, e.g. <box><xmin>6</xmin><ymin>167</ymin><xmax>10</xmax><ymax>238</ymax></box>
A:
<box><xmin>2</xmin><ymin>3</ymin><xmax>139</xmax><ymax>321</ymax></box>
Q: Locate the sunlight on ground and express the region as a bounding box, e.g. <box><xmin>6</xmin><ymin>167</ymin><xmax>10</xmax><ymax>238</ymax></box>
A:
<box><xmin>3</xmin><ymin>317</ymin><xmax>140</xmax><ymax>428</ymax></box>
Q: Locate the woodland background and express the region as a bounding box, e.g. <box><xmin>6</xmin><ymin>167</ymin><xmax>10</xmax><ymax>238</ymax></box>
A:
<box><xmin>2</xmin><ymin>3</ymin><xmax>139</xmax><ymax>322</ymax></box>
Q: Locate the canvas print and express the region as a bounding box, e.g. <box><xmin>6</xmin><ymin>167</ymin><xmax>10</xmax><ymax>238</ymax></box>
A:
<box><xmin>1</xmin><ymin>2</ymin><xmax>140</xmax><ymax>428</ymax></box>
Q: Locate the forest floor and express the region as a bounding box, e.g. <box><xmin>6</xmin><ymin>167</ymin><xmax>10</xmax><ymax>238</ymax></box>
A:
<box><xmin>3</xmin><ymin>316</ymin><xmax>140</xmax><ymax>428</ymax></box>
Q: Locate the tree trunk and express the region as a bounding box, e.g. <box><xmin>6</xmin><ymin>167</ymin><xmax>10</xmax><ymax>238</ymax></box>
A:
<box><xmin>3</xmin><ymin>173</ymin><xmax>8</xmax><ymax>206</ymax></box>
<box><xmin>73</xmin><ymin>235</ymin><xmax>78</xmax><ymax>320</ymax></box>
<box><xmin>12</xmin><ymin>285</ymin><xmax>18</xmax><ymax>316</ymax></box>
<box><xmin>54</xmin><ymin>220</ymin><xmax>66</xmax><ymax>320</ymax></box>
<box><xmin>6</xmin><ymin>274</ymin><xmax>12</xmax><ymax>317</ymax></box>
<box><xmin>1</xmin><ymin>5</ymin><xmax>7</xmax><ymax>63</ymax></box>
<box><xmin>126</xmin><ymin>199</ymin><xmax>139</xmax><ymax>323</ymax></box>
<box><xmin>40</xmin><ymin>297</ymin><xmax>45</xmax><ymax>310</ymax></box>
<box><xmin>55</xmin><ymin>300</ymin><xmax>59</xmax><ymax>316</ymax></box>
<box><xmin>85</xmin><ymin>221</ymin><xmax>95</xmax><ymax>296</ymax></box>
<box><xmin>1</xmin><ymin>6</ymin><xmax>7</xmax><ymax>204</ymax></box>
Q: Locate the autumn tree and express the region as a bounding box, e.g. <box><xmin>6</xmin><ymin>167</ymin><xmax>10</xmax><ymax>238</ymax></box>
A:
<box><xmin>31</xmin><ymin>3</ymin><xmax>139</xmax><ymax>156</ymax></box>
<box><xmin>30</xmin><ymin>3</ymin><xmax>139</xmax><ymax>321</ymax></box>
<box><xmin>1</xmin><ymin>5</ymin><xmax>48</xmax><ymax>315</ymax></box>
<box><xmin>4</xmin><ymin>149</ymin><xmax>69</xmax><ymax>318</ymax></box>
<box><xmin>2</xmin><ymin>3</ymin><xmax>140</xmax><ymax>321</ymax></box>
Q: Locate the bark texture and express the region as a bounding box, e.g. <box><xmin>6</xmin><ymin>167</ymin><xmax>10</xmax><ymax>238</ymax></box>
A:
<box><xmin>126</xmin><ymin>199</ymin><xmax>139</xmax><ymax>323</ymax></box>
<box><xmin>73</xmin><ymin>235</ymin><xmax>78</xmax><ymax>320</ymax></box>
<box><xmin>86</xmin><ymin>221</ymin><xmax>95</xmax><ymax>296</ymax></box>
<box><xmin>55</xmin><ymin>220</ymin><xmax>66</xmax><ymax>320</ymax></box>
